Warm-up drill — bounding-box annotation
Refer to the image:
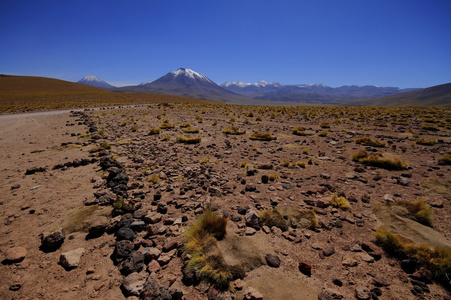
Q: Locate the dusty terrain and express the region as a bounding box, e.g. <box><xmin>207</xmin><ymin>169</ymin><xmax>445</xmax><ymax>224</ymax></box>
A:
<box><xmin>0</xmin><ymin>104</ymin><xmax>450</xmax><ymax>300</ymax></box>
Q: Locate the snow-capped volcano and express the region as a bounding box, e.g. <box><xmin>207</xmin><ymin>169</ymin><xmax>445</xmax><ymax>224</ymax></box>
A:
<box><xmin>115</xmin><ymin>68</ymin><xmax>249</xmax><ymax>103</ymax></box>
<box><xmin>78</xmin><ymin>75</ymin><xmax>115</xmax><ymax>88</ymax></box>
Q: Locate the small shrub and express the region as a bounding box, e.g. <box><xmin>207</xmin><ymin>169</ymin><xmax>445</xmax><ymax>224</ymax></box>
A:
<box><xmin>374</xmin><ymin>227</ymin><xmax>451</xmax><ymax>286</ymax></box>
<box><xmin>415</xmin><ymin>138</ymin><xmax>436</xmax><ymax>146</ymax></box>
<box><xmin>227</xmin><ymin>117</ymin><xmax>236</xmax><ymax>124</ymax></box>
<box><xmin>148</xmin><ymin>128</ymin><xmax>161</xmax><ymax>135</ymax></box>
<box><xmin>212</xmin><ymin>120</ymin><xmax>218</xmax><ymax>126</ymax></box>
<box><xmin>294</xmin><ymin>161</ymin><xmax>306</xmax><ymax>168</ymax></box>
<box><xmin>179</xmin><ymin>123</ymin><xmax>191</xmax><ymax>128</ymax></box>
<box><xmin>184</xmin><ymin>127</ymin><xmax>200</xmax><ymax>133</ymax></box>
<box><xmin>199</xmin><ymin>158</ymin><xmax>210</xmax><ymax>164</ymax></box>
<box><xmin>249</xmin><ymin>131</ymin><xmax>276</xmax><ymax>141</ymax></box>
<box><xmin>302</xmin><ymin>148</ymin><xmax>309</xmax><ymax>154</ymax></box>
<box><xmin>148</xmin><ymin>174</ymin><xmax>159</xmax><ymax>184</ymax></box>
<box><xmin>177</xmin><ymin>135</ymin><xmax>202</xmax><ymax>144</ymax></box>
<box><xmin>160</xmin><ymin>119</ymin><xmax>175</xmax><ymax>129</ymax></box>
<box><xmin>438</xmin><ymin>154</ymin><xmax>451</xmax><ymax>165</ymax></box>
<box><xmin>239</xmin><ymin>161</ymin><xmax>247</xmax><ymax>168</ymax></box>
<box><xmin>259</xmin><ymin>209</ymin><xmax>288</xmax><ymax>231</ymax></box>
<box><xmin>223</xmin><ymin>126</ymin><xmax>246</xmax><ymax>135</ymax></box>
<box><xmin>255</xmin><ymin>116</ymin><xmax>262</xmax><ymax>122</ymax></box>
<box><xmin>98</xmin><ymin>129</ymin><xmax>105</xmax><ymax>136</ymax></box>
<box><xmin>395</xmin><ymin>199</ymin><xmax>433</xmax><ymax>226</ymax></box>
<box><xmin>101</xmin><ymin>142</ymin><xmax>111</xmax><ymax>150</ymax></box>
<box><xmin>355</xmin><ymin>137</ymin><xmax>386</xmax><ymax>147</ymax></box>
<box><xmin>319</xmin><ymin>122</ymin><xmax>331</xmax><ymax>128</ymax></box>
<box><xmin>131</xmin><ymin>125</ymin><xmax>139</xmax><ymax>132</ymax></box>
<box><xmin>281</xmin><ymin>160</ymin><xmax>291</xmax><ymax>167</ymax></box>
<box><xmin>268</xmin><ymin>172</ymin><xmax>279</xmax><ymax>181</ymax></box>
<box><xmin>421</xmin><ymin>124</ymin><xmax>440</xmax><ymax>131</ymax></box>
<box><xmin>330</xmin><ymin>194</ymin><xmax>350</xmax><ymax>209</ymax></box>
<box><xmin>351</xmin><ymin>151</ymin><xmax>408</xmax><ymax>170</ymax></box>
<box><xmin>351</xmin><ymin>150</ymin><xmax>368</xmax><ymax>162</ymax></box>
<box><xmin>160</xmin><ymin>135</ymin><xmax>171</xmax><ymax>141</ymax></box>
<box><xmin>318</xmin><ymin>130</ymin><xmax>328</xmax><ymax>137</ymax></box>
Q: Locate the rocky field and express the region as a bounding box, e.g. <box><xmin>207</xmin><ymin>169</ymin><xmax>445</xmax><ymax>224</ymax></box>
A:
<box><xmin>0</xmin><ymin>104</ymin><xmax>450</xmax><ymax>300</ymax></box>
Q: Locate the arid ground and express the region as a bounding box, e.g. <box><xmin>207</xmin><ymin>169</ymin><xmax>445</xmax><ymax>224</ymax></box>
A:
<box><xmin>0</xmin><ymin>104</ymin><xmax>450</xmax><ymax>300</ymax></box>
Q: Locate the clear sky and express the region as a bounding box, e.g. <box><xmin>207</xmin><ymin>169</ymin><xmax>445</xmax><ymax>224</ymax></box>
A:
<box><xmin>1</xmin><ymin>0</ymin><xmax>450</xmax><ymax>88</ymax></box>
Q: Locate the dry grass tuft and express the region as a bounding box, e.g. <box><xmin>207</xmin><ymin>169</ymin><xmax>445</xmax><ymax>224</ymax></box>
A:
<box><xmin>223</xmin><ymin>126</ymin><xmax>246</xmax><ymax>135</ymax></box>
<box><xmin>351</xmin><ymin>151</ymin><xmax>408</xmax><ymax>170</ymax></box>
<box><xmin>438</xmin><ymin>154</ymin><xmax>451</xmax><ymax>165</ymax></box>
<box><xmin>330</xmin><ymin>194</ymin><xmax>351</xmax><ymax>209</ymax></box>
<box><xmin>355</xmin><ymin>137</ymin><xmax>386</xmax><ymax>147</ymax></box>
<box><xmin>148</xmin><ymin>128</ymin><xmax>161</xmax><ymax>135</ymax></box>
<box><xmin>249</xmin><ymin>131</ymin><xmax>277</xmax><ymax>141</ymax></box>
<box><xmin>259</xmin><ymin>209</ymin><xmax>288</xmax><ymax>231</ymax></box>
<box><xmin>184</xmin><ymin>208</ymin><xmax>243</xmax><ymax>289</ymax></box>
<box><xmin>177</xmin><ymin>135</ymin><xmax>202</xmax><ymax>144</ymax></box>
<box><xmin>374</xmin><ymin>227</ymin><xmax>451</xmax><ymax>286</ymax></box>
<box><xmin>394</xmin><ymin>199</ymin><xmax>433</xmax><ymax>226</ymax></box>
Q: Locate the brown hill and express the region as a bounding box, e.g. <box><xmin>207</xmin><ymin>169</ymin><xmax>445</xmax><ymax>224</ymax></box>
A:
<box><xmin>357</xmin><ymin>82</ymin><xmax>451</xmax><ymax>107</ymax></box>
<box><xmin>0</xmin><ymin>75</ymin><xmax>214</xmax><ymax>112</ymax></box>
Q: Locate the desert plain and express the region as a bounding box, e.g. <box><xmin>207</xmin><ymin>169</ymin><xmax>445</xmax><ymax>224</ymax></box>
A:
<box><xmin>0</xmin><ymin>103</ymin><xmax>450</xmax><ymax>300</ymax></box>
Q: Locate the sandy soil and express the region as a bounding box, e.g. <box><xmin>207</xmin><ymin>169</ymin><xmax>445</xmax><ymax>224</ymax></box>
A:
<box><xmin>0</xmin><ymin>105</ymin><xmax>450</xmax><ymax>300</ymax></box>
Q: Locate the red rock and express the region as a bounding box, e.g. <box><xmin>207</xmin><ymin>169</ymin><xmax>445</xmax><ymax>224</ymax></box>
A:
<box><xmin>412</xmin><ymin>267</ymin><xmax>433</xmax><ymax>284</ymax></box>
<box><xmin>298</xmin><ymin>261</ymin><xmax>312</xmax><ymax>276</ymax></box>
<box><xmin>5</xmin><ymin>247</ymin><xmax>27</xmax><ymax>262</ymax></box>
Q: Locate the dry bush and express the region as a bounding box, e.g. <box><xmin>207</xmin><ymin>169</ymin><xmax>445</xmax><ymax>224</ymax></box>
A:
<box><xmin>184</xmin><ymin>127</ymin><xmax>200</xmax><ymax>133</ymax></box>
<box><xmin>330</xmin><ymin>194</ymin><xmax>350</xmax><ymax>209</ymax></box>
<box><xmin>421</xmin><ymin>124</ymin><xmax>440</xmax><ymax>131</ymax></box>
<box><xmin>351</xmin><ymin>151</ymin><xmax>408</xmax><ymax>170</ymax></box>
<box><xmin>148</xmin><ymin>128</ymin><xmax>161</xmax><ymax>135</ymax></box>
<box><xmin>259</xmin><ymin>209</ymin><xmax>288</xmax><ymax>231</ymax></box>
<box><xmin>438</xmin><ymin>154</ymin><xmax>451</xmax><ymax>165</ymax></box>
<box><xmin>421</xmin><ymin>178</ymin><xmax>451</xmax><ymax>196</ymax></box>
<box><xmin>148</xmin><ymin>174</ymin><xmax>159</xmax><ymax>184</ymax></box>
<box><xmin>355</xmin><ymin>137</ymin><xmax>386</xmax><ymax>147</ymax></box>
<box><xmin>319</xmin><ymin>122</ymin><xmax>331</xmax><ymax>128</ymax></box>
<box><xmin>249</xmin><ymin>131</ymin><xmax>276</xmax><ymax>141</ymax></box>
<box><xmin>415</xmin><ymin>138</ymin><xmax>437</xmax><ymax>146</ymax></box>
<box><xmin>177</xmin><ymin>135</ymin><xmax>202</xmax><ymax>144</ymax></box>
<box><xmin>374</xmin><ymin>227</ymin><xmax>451</xmax><ymax>287</ymax></box>
<box><xmin>159</xmin><ymin>119</ymin><xmax>175</xmax><ymax>129</ymax></box>
<box><xmin>185</xmin><ymin>208</ymin><xmax>243</xmax><ymax>289</ymax></box>
<box><xmin>318</xmin><ymin>130</ymin><xmax>328</xmax><ymax>137</ymax></box>
<box><xmin>223</xmin><ymin>126</ymin><xmax>246</xmax><ymax>135</ymax></box>
<box><xmin>395</xmin><ymin>199</ymin><xmax>433</xmax><ymax>226</ymax></box>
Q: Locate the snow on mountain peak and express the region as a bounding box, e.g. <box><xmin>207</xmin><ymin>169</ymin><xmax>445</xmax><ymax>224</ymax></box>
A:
<box><xmin>170</xmin><ymin>68</ymin><xmax>212</xmax><ymax>82</ymax></box>
<box><xmin>82</xmin><ymin>75</ymin><xmax>102</xmax><ymax>82</ymax></box>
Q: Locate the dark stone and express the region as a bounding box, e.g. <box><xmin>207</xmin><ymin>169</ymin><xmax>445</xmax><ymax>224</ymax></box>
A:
<box><xmin>333</xmin><ymin>278</ymin><xmax>343</xmax><ymax>286</ymax></box>
<box><xmin>237</xmin><ymin>206</ymin><xmax>249</xmax><ymax>215</ymax></box>
<box><xmin>154</xmin><ymin>193</ymin><xmax>162</xmax><ymax>201</ymax></box>
<box><xmin>246</xmin><ymin>170</ymin><xmax>255</xmax><ymax>176</ymax></box>
<box><xmin>298</xmin><ymin>261</ymin><xmax>312</xmax><ymax>276</ymax></box>
<box><xmin>116</xmin><ymin>227</ymin><xmax>135</xmax><ymax>241</ymax></box>
<box><xmin>401</xmin><ymin>259</ymin><xmax>416</xmax><ymax>274</ymax></box>
<box><xmin>181</xmin><ymin>266</ymin><xmax>200</xmax><ymax>286</ymax></box>
<box><xmin>25</xmin><ymin>166</ymin><xmax>47</xmax><ymax>175</ymax></box>
<box><xmin>157</xmin><ymin>203</ymin><xmax>168</xmax><ymax>214</ymax></box>
<box><xmin>99</xmin><ymin>156</ymin><xmax>121</xmax><ymax>170</ymax></box>
<box><xmin>114</xmin><ymin>240</ymin><xmax>134</xmax><ymax>263</ymax></box>
<box><xmin>140</xmin><ymin>281</ymin><xmax>173</xmax><ymax>300</ymax></box>
<box><xmin>265</xmin><ymin>254</ymin><xmax>281</xmax><ymax>268</ymax></box>
<box><xmin>11</xmin><ymin>184</ymin><xmax>21</xmax><ymax>190</ymax></box>
<box><xmin>40</xmin><ymin>228</ymin><xmax>65</xmax><ymax>252</ymax></box>
<box><xmin>261</xmin><ymin>175</ymin><xmax>269</xmax><ymax>184</ymax></box>
<box><xmin>120</xmin><ymin>251</ymin><xmax>144</xmax><ymax>275</ymax></box>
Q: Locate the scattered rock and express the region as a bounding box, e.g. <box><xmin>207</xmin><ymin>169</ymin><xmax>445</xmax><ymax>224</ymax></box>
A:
<box><xmin>355</xmin><ymin>286</ymin><xmax>371</xmax><ymax>300</ymax></box>
<box><xmin>298</xmin><ymin>261</ymin><xmax>312</xmax><ymax>276</ymax></box>
<box><xmin>244</xmin><ymin>209</ymin><xmax>260</xmax><ymax>227</ymax></box>
<box><xmin>59</xmin><ymin>248</ymin><xmax>85</xmax><ymax>269</ymax></box>
<box><xmin>41</xmin><ymin>228</ymin><xmax>65</xmax><ymax>252</ymax></box>
<box><xmin>120</xmin><ymin>251</ymin><xmax>144</xmax><ymax>275</ymax></box>
<box><xmin>5</xmin><ymin>246</ymin><xmax>27</xmax><ymax>263</ymax></box>
<box><xmin>323</xmin><ymin>246</ymin><xmax>335</xmax><ymax>257</ymax></box>
<box><xmin>265</xmin><ymin>254</ymin><xmax>281</xmax><ymax>268</ymax></box>
<box><xmin>122</xmin><ymin>272</ymin><xmax>147</xmax><ymax>297</ymax></box>
<box><xmin>411</xmin><ymin>267</ymin><xmax>433</xmax><ymax>284</ymax></box>
<box><xmin>116</xmin><ymin>227</ymin><xmax>136</xmax><ymax>241</ymax></box>
<box><xmin>243</xmin><ymin>287</ymin><xmax>263</xmax><ymax>300</ymax></box>
<box><xmin>318</xmin><ymin>288</ymin><xmax>343</xmax><ymax>300</ymax></box>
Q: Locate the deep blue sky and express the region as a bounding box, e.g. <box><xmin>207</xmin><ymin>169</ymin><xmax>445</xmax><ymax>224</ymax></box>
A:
<box><xmin>1</xmin><ymin>0</ymin><xmax>450</xmax><ymax>88</ymax></box>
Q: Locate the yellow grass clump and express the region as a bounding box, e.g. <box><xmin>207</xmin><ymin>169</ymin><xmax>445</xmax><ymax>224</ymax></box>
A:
<box><xmin>249</xmin><ymin>131</ymin><xmax>276</xmax><ymax>141</ymax></box>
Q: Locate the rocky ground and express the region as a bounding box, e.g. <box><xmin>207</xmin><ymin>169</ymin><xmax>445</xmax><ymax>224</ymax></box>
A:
<box><xmin>0</xmin><ymin>104</ymin><xmax>450</xmax><ymax>300</ymax></box>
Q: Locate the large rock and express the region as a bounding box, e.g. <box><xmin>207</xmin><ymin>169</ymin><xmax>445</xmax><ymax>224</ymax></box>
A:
<box><xmin>245</xmin><ymin>209</ymin><xmax>260</xmax><ymax>227</ymax></box>
<box><xmin>60</xmin><ymin>248</ymin><xmax>85</xmax><ymax>269</ymax></box>
<box><xmin>265</xmin><ymin>254</ymin><xmax>281</xmax><ymax>268</ymax></box>
<box><xmin>41</xmin><ymin>228</ymin><xmax>65</xmax><ymax>251</ymax></box>
<box><xmin>243</xmin><ymin>287</ymin><xmax>263</xmax><ymax>300</ymax></box>
<box><xmin>115</xmin><ymin>240</ymin><xmax>134</xmax><ymax>263</ymax></box>
<box><xmin>5</xmin><ymin>247</ymin><xmax>27</xmax><ymax>263</ymax></box>
<box><xmin>122</xmin><ymin>272</ymin><xmax>147</xmax><ymax>297</ymax></box>
<box><xmin>140</xmin><ymin>281</ymin><xmax>179</xmax><ymax>300</ymax></box>
<box><xmin>120</xmin><ymin>251</ymin><xmax>145</xmax><ymax>275</ymax></box>
<box><xmin>116</xmin><ymin>227</ymin><xmax>136</xmax><ymax>241</ymax></box>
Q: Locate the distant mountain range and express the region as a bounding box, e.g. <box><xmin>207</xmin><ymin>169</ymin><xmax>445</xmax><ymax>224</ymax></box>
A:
<box><xmin>220</xmin><ymin>81</ymin><xmax>417</xmax><ymax>104</ymax></box>
<box><xmin>74</xmin><ymin>69</ymin><xmax>450</xmax><ymax>106</ymax></box>
<box><xmin>78</xmin><ymin>75</ymin><xmax>115</xmax><ymax>89</ymax></box>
